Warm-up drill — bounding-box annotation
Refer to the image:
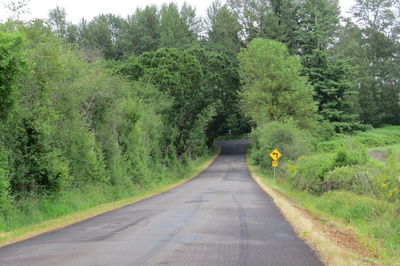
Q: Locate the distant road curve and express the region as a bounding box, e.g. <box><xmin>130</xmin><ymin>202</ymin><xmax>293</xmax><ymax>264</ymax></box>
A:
<box><xmin>0</xmin><ymin>139</ymin><xmax>322</xmax><ymax>266</ymax></box>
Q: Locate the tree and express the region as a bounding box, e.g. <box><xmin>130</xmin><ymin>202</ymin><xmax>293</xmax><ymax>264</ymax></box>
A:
<box><xmin>188</xmin><ymin>47</ymin><xmax>246</xmax><ymax>145</ymax></box>
<box><xmin>260</xmin><ymin>0</ymin><xmax>300</xmax><ymax>53</ymax></box>
<box><xmin>302</xmin><ymin>50</ymin><xmax>360</xmax><ymax>132</ymax></box>
<box><xmin>122</xmin><ymin>6</ymin><xmax>160</xmax><ymax>55</ymax></box>
<box><xmin>47</xmin><ymin>6</ymin><xmax>68</xmax><ymax>39</ymax></box>
<box><xmin>180</xmin><ymin>3</ymin><xmax>202</xmax><ymax>41</ymax></box>
<box><xmin>3</xmin><ymin>0</ymin><xmax>30</xmax><ymax>20</ymax></box>
<box><xmin>238</xmin><ymin>38</ymin><xmax>316</xmax><ymax>127</ymax></box>
<box><xmin>82</xmin><ymin>14</ymin><xmax>125</xmax><ymax>60</ymax></box>
<box><xmin>206</xmin><ymin>1</ymin><xmax>242</xmax><ymax>58</ymax></box>
<box><xmin>159</xmin><ymin>3</ymin><xmax>196</xmax><ymax>48</ymax></box>
<box><xmin>297</xmin><ymin>0</ymin><xmax>340</xmax><ymax>56</ymax></box>
<box><xmin>294</xmin><ymin>0</ymin><xmax>361</xmax><ymax>131</ymax></box>
<box><xmin>336</xmin><ymin>0</ymin><xmax>400</xmax><ymax>126</ymax></box>
<box><xmin>226</xmin><ymin>0</ymin><xmax>269</xmax><ymax>42</ymax></box>
<box><xmin>118</xmin><ymin>48</ymin><xmax>210</xmax><ymax>155</ymax></box>
<box><xmin>0</xmin><ymin>31</ymin><xmax>26</xmax><ymax>121</ymax></box>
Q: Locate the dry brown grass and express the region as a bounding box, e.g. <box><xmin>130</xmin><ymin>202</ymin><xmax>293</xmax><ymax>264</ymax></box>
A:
<box><xmin>249</xmin><ymin>168</ymin><xmax>382</xmax><ymax>266</ymax></box>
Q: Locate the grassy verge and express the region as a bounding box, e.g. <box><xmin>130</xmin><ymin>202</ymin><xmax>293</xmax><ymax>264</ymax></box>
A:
<box><xmin>0</xmin><ymin>147</ymin><xmax>220</xmax><ymax>247</ymax></box>
<box><xmin>248</xmin><ymin>159</ymin><xmax>400</xmax><ymax>265</ymax></box>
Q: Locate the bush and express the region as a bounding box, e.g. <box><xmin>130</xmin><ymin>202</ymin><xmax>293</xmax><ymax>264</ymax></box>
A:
<box><xmin>332</xmin><ymin>146</ymin><xmax>368</xmax><ymax>168</ymax></box>
<box><xmin>250</xmin><ymin>121</ymin><xmax>313</xmax><ymax>169</ymax></box>
<box><xmin>286</xmin><ymin>139</ymin><xmax>369</xmax><ymax>194</ymax></box>
<box><xmin>286</xmin><ymin>154</ymin><xmax>335</xmax><ymax>193</ymax></box>
<box><xmin>322</xmin><ymin>165</ymin><xmax>367</xmax><ymax>193</ymax></box>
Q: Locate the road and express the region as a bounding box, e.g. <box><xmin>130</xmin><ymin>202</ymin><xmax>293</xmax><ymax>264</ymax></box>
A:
<box><xmin>0</xmin><ymin>140</ymin><xmax>322</xmax><ymax>266</ymax></box>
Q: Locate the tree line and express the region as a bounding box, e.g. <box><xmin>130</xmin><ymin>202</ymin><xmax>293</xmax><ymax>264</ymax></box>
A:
<box><xmin>0</xmin><ymin>0</ymin><xmax>399</xmax><ymax>217</ymax></box>
<box><xmin>44</xmin><ymin>0</ymin><xmax>400</xmax><ymax>129</ymax></box>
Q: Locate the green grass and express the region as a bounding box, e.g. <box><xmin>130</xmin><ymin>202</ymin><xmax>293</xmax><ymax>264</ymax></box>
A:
<box><xmin>317</xmin><ymin>126</ymin><xmax>400</xmax><ymax>153</ymax></box>
<box><xmin>0</xmin><ymin>147</ymin><xmax>220</xmax><ymax>244</ymax></box>
<box><xmin>368</xmin><ymin>143</ymin><xmax>400</xmax><ymax>160</ymax></box>
<box><xmin>249</xmin><ymin>159</ymin><xmax>400</xmax><ymax>265</ymax></box>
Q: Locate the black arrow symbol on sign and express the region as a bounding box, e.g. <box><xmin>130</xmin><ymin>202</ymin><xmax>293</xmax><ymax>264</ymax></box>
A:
<box><xmin>273</xmin><ymin>152</ymin><xmax>279</xmax><ymax>159</ymax></box>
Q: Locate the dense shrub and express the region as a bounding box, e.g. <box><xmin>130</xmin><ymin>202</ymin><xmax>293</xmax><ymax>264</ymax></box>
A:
<box><xmin>286</xmin><ymin>154</ymin><xmax>335</xmax><ymax>193</ymax></box>
<box><xmin>286</xmin><ymin>140</ymin><xmax>369</xmax><ymax>193</ymax></box>
<box><xmin>322</xmin><ymin>165</ymin><xmax>367</xmax><ymax>193</ymax></box>
<box><xmin>250</xmin><ymin>121</ymin><xmax>313</xmax><ymax>168</ymax></box>
<box><xmin>332</xmin><ymin>144</ymin><xmax>368</xmax><ymax>168</ymax></box>
<box><xmin>0</xmin><ymin>20</ymin><xmax>221</xmax><ymax>231</ymax></box>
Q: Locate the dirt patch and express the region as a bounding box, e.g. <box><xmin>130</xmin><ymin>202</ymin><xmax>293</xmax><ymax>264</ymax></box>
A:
<box><xmin>291</xmin><ymin>204</ymin><xmax>375</xmax><ymax>259</ymax></box>
<box><xmin>368</xmin><ymin>150</ymin><xmax>386</xmax><ymax>161</ymax></box>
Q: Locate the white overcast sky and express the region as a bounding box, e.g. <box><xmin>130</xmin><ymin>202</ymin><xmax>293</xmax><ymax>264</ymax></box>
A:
<box><xmin>0</xmin><ymin>0</ymin><xmax>355</xmax><ymax>23</ymax></box>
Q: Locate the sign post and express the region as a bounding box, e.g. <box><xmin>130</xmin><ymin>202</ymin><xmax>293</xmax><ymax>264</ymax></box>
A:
<box><xmin>269</xmin><ymin>149</ymin><xmax>282</xmax><ymax>181</ymax></box>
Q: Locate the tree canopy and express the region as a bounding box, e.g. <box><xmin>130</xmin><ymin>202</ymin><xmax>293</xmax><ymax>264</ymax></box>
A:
<box><xmin>238</xmin><ymin>39</ymin><xmax>316</xmax><ymax>127</ymax></box>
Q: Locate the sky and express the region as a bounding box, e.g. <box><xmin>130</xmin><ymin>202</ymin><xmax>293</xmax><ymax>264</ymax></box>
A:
<box><xmin>0</xmin><ymin>0</ymin><xmax>355</xmax><ymax>23</ymax></box>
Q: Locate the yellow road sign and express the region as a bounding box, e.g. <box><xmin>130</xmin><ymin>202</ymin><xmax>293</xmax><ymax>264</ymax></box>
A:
<box><xmin>272</xmin><ymin>161</ymin><xmax>278</xmax><ymax>167</ymax></box>
<box><xmin>269</xmin><ymin>149</ymin><xmax>282</xmax><ymax>161</ymax></box>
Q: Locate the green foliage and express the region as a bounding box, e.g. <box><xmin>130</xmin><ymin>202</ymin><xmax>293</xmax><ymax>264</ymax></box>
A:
<box><xmin>315</xmin><ymin>191</ymin><xmax>400</xmax><ymax>256</ymax></box>
<box><xmin>122</xmin><ymin>5</ymin><xmax>160</xmax><ymax>55</ymax></box>
<box><xmin>302</xmin><ymin>50</ymin><xmax>361</xmax><ymax>132</ymax></box>
<box><xmin>187</xmin><ymin>47</ymin><xmax>248</xmax><ymax>144</ymax></box>
<box><xmin>286</xmin><ymin>139</ymin><xmax>368</xmax><ymax>193</ymax></box>
<box><xmin>322</xmin><ymin>165</ymin><xmax>367</xmax><ymax>193</ymax></box>
<box><xmin>250</xmin><ymin>121</ymin><xmax>313</xmax><ymax>168</ymax></box>
<box><xmin>226</xmin><ymin>0</ymin><xmax>268</xmax><ymax>42</ymax></box>
<box><xmin>336</xmin><ymin>0</ymin><xmax>400</xmax><ymax>127</ymax></box>
<box><xmin>252</xmin><ymin>123</ymin><xmax>399</xmax><ymax>200</ymax></box>
<box><xmin>286</xmin><ymin>154</ymin><xmax>335</xmax><ymax>193</ymax></box>
<box><xmin>117</xmin><ymin>47</ymin><xmax>226</xmax><ymax>156</ymax></box>
<box><xmin>159</xmin><ymin>3</ymin><xmax>196</xmax><ymax>48</ymax></box>
<box><xmin>80</xmin><ymin>14</ymin><xmax>126</xmax><ymax>60</ymax></box>
<box><xmin>0</xmin><ymin>146</ymin><xmax>12</xmax><ymax>216</ymax></box>
<box><xmin>260</xmin><ymin>0</ymin><xmax>299</xmax><ymax>53</ymax></box>
<box><xmin>238</xmin><ymin>38</ymin><xmax>316</xmax><ymax>128</ymax></box>
<box><xmin>206</xmin><ymin>2</ymin><xmax>242</xmax><ymax>58</ymax></box>
<box><xmin>0</xmin><ymin>31</ymin><xmax>26</xmax><ymax>121</ymax></box>
<box><xmin>332</xmin><ymin>146</ymin><xmax>368</xmax><ymax>168</ymax></box>
<box><xmin>297</xmin><ymin>0</ymin><xmax>340</xmax><ymax>55</ymax></box>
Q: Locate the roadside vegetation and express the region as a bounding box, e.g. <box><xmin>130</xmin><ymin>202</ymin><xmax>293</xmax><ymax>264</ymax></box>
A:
<box><xmin>1</xmin><ymin>0</ymin><xmax>399</xmax><ymax>261</ymax></box>
<box><xmin>248</xmin><ymin>125</ymin><xmax>400</xmax><ymax>264</ymax></box>
<box><xmin>0</xmin><ymin>5</ymin><xmax>249</xmax><ymax>240</ymax></box>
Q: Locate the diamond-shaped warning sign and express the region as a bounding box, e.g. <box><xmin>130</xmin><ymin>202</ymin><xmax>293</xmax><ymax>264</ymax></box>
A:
<box><xmin>269</xmin><ymin>149</ymin><xmax>282</xmax><ymax>161</ymax></box>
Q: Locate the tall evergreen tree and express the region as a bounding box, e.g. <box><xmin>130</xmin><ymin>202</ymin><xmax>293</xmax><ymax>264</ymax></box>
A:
<box><xmin>122</xmin><ymin>6</ymin><xmax>160</xmax><ymax>55</ymax></box>
<box><xmin>344</xmin><ymin>0</ymin><xmax>400</xmax><ymax>126</ymax></box>
<box><xmin>226</xmin><ymin>0</ymin><xmax>269</xmax><ymax>43</ymax></box>
<box><xmin>159</xmin><ymin>3</ymin><xmax>196</xmax><ymax>48</ymax></box>
<box><xmin>260</xmin><ymin>0</ymin><xmax>299</xmax><ymax>53</ymax></box>
<box><xmin>296</xmin><ymin>0</ymin><xmax>359</xmax><ymax>131</ymax></box>
<box><xmin>206</xmin><ymin>1</ymin><xmax>242</xmax><ymax>58</ymax></box>
<box><xmin>82</xmin><ymin>14</ymin><xmax>125</xmax><ymax>60</ymax></box>
<box><xmin>297</xmin><ymin>0</ymin><xmax>340</xmax><ymax>55</ymax></box>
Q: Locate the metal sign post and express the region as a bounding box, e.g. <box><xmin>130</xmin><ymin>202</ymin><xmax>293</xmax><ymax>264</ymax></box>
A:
<box><xmin>273</xmin><ymin>166</ymin><xmax>276</xmax><ymax>180</ymax></box>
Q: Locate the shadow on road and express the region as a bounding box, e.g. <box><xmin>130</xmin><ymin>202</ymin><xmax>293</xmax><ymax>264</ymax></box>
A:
<box><xmin>216</xmin><ymin>139</ymin><xmax>251</xmax><ymax>155</ymax></box>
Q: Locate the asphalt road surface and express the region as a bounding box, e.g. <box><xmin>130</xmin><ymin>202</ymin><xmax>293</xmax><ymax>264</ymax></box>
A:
<box><xmin>0</xmin><ymin>140</ymin><xmax>323</xmax><ymax>266</ymax></box>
